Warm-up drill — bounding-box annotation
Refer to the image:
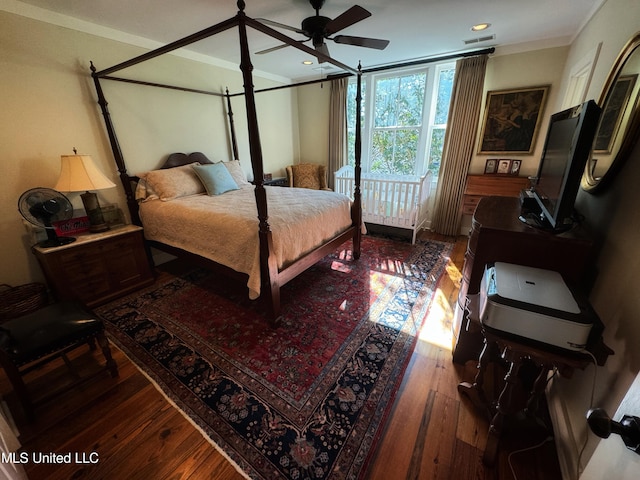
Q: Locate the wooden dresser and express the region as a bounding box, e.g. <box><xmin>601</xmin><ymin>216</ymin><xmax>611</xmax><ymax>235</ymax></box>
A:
<box><xmin>452</xmin><ymin>196</ymin><xmax>596</xmax><ymax>364</ymax></box>
<box><xmin>462</xmin><ymin>175</ymin><xmax>530</xmax><ymax>215</ymax></box>
<box><xmin>32</xmin><ymin>224</ymin><xmax>154</xmax><ymax>308</ymax></box>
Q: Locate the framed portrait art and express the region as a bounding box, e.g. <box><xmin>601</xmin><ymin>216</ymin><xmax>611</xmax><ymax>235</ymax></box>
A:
<box><xmin>594</xmin><ymin>74</ymin><xmax>638</xmax><ymax>153</ymax></box>
<box><xmin>478</xmin><ymin>86</ymin><xmax>549</xmax><ymax>154</ymax></box>
<box><xmin>484</xmin><ymin>159</ymin><xmax>497</xmax><ymax>174</ymax></box>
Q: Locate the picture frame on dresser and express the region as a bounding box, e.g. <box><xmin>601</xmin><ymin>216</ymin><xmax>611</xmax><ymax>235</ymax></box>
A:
<box><xmin>484</xmin><ymin>159</ymin><xmax>497</xmax><ymax>174</ymax></box>
<box><xmin>478</xmin><ymin>86</ymin><xmax>549</xmax><ymax>154</ymax></box>
<box><xmin>496</xmin><ymin>159</ymin><xmax>511</xmax><ymax>174</ymax></box>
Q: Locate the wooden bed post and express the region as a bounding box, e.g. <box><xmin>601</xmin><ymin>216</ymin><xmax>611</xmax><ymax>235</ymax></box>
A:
<box><xmin>237</xmin><ymin>1</ymin><xmax>280</xmax><ymax>323</ymax></box>
<box><xmin>352</xmin><ymin>66</ymin><xmax>363</xmax><ymax>260</ymax></box>
<box><xmin>90</xmin><ymin>62</ymin><xmax>140</xmax><ymax>226</ymax></box>
<box><xmin>225</xmin><ymin>88</ymin><xmax>240</xmax><ymax>162</ymax></box>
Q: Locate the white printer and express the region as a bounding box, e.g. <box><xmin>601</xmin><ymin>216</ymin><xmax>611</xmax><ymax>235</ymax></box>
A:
<box><xmin>478</xmin><ymin>262</ymin><xmax>594</xmax><ymax>351</ymax></box>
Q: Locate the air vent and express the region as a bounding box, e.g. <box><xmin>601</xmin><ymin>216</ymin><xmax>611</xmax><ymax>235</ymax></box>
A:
<box><xmin>312</xmin><ymin>65</ymin><xmax>336</xmax><ymax>71</ymax></box>
<box><xmin>463</xmin><ymin>34</ymin><xmax>495</xmax><ymax>45</ymax></box>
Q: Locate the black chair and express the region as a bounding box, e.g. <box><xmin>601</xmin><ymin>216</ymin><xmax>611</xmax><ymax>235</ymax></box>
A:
<box><xmin>0</xmin><ymin>301</ymin><xmax>118</xmax><ymax>420</ymax></box>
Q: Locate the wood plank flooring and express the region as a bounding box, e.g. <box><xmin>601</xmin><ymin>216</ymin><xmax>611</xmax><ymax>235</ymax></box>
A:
<box><xmin>0</xmin><ymin>232</ymin><xmax>563</xmax><ymax>479</ymax></box>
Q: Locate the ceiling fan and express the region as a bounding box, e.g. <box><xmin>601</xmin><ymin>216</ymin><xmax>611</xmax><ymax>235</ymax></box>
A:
<box><xmin>256</xmin><ymin>0</ymin><xmax>389</xmax><ymax>60</ymax></box>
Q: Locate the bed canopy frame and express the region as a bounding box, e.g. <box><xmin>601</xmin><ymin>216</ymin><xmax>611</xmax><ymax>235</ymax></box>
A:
<box><xmin>89</xmin><ymin>0</ymin><xmax>363</xmax><ymax>324</ymax></box>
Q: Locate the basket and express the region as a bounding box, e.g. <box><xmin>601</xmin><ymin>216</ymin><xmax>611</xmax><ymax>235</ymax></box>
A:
<box><xmin>0</xmin><ymin>283</ymin><xmax>49</xmax><ymax>321</ymax></box>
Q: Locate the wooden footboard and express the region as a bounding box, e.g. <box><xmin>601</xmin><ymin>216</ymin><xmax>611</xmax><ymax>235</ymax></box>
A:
<box><xmin>147</xmin><ymin>225</ymin><xmax>359</xmax><ymax>325</ymax></box>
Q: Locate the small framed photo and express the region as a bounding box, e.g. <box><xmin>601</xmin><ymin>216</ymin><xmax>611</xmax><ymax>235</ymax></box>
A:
<box><xmin>484</xmin><ymin>159</ymin><xmax>497</xmax><ymax>174</ymax></box>
<box><xmin>510</xmin><ymin>159</ymin><xmax>522</xmax><ymax>175</ymax></box>
<box><xmin>497</xmin><ymin>159</ymin><xmax>511</xmax><ymax>174</ymax></box>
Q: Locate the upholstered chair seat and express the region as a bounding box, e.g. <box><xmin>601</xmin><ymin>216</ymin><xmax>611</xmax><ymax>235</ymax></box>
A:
<box><xmin>0</xmin><ymin>301</ymin><xmax>118</xmax><ymax>420</ymax></box>
<box><xmin>286</xmin><ymin>163</ymin><xmax>331</xmax><ymax>190</ymax></box>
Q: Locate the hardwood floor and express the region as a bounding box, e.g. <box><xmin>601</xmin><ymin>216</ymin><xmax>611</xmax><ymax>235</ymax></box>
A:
<box><xmin>0</xmin><ymin>233</ymin><xmax>563</xmax><ymax>479</ymax></box>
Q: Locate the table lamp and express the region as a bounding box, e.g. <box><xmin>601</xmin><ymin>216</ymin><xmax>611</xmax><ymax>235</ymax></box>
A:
<box><xmin>54</xmin><ymin>150</ymin><xmax>116</xmax><ymax>232</ymax></box>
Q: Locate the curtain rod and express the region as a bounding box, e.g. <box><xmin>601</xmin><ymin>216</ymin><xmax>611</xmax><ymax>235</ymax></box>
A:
<box><xmin>231</xmin><ymin>46</ymin><xmax>496</xmax><ymax>96</ymax></box>
<box><xmin>332</xmin><ymin>47</ymin><xmax>496</xmax><ymax>77</ymax></box>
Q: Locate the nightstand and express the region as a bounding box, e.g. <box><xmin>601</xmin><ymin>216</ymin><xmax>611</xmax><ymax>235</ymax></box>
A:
<box><xmin>263</xmin><ymin>177</ymin><xmax>288</xmax><ymax>187</ymax></box>
<box><xmin>32</xmin><ymin>224</ymin><xmax>154</xmax><ymax>308</ymax></box>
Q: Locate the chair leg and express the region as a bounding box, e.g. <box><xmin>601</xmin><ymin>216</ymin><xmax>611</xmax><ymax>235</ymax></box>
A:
<box><xmin>0</xmin><ymin>361</ymin><xmax>35</xmax><ymax>421</ymax></box>
<box><xmin>96</xmin><ymin>331</ymin><xmax>119</xmax><ymax>378</ymax></box>
<box><xmin>62</xmin><ymin>353</ymin><xmax>81</xmax><ymax>379</ymax></box>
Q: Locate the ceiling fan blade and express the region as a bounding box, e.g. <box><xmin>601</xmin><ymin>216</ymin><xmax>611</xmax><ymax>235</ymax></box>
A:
<box><xmin>256</xmin><ymin>18</ymin><xmax>305</xmax><ymax>35</ymax></box>
<box><xmin>255</xmin><ymin>43</ymin><xmax>291</xmax><ymax>55</ymax></box>
<box><xmin>315</xmin><ymin>42</ymin><xmax>331</xmax><ymax>63</ymax></box>
<box><xmin>333</xmin><ymin>35</ymin><xmax>389</xmax><ymax>50</ymax></box>
<box><xmin>325</xmin><ymin>5</ymin><xmax>371</xmax><ymax>35</ymax></box>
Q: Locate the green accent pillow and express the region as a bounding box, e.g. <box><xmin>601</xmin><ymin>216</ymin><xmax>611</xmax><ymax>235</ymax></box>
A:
<box><xmin>192</xmin><ymin>163</ymin><xmax>239</xmax><ymax>195</ymax></box>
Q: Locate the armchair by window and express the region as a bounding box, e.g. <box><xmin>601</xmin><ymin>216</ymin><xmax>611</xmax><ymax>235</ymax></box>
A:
<box><xmin>286</xmin><ymin>163</ymin><xmax>331</xmax><ymax>190</ymax></box>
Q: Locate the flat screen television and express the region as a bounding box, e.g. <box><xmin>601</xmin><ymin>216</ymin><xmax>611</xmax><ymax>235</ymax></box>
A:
<box><xmin>531</xmin><ymin>99</ymin><xmax>601</xmax><ymax>231</ymax></box>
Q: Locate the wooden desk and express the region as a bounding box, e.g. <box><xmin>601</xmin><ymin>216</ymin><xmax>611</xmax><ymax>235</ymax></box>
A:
<box><xmin>452</xmin><ymin>196</ymin><xmax>595</xmax><ymax>365</ymax></box>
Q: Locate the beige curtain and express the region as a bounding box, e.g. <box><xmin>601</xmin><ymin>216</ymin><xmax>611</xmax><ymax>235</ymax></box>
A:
<box><xmin>431</xmin><ymin>55</ymin><xmax>489</xmax><ymax>236</ymax></box>
<box><xmin>328</xmin><ymin>77</ymin><xmax>348</xmax><ymax>190</ymax></box>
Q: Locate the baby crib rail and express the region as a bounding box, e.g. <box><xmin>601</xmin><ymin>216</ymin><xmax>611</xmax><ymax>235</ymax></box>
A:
<box><xmin>335</xmin><ymin>166</ymin><xmax>432</xmax><ymax>244</ymax></box>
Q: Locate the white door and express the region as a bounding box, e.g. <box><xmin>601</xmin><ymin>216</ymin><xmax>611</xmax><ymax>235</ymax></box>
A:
<box><xmin>581</xmin><ymin>371</ymin><xmax>640</xmax><ymax>479</ymax></box>
<box><xmin>0</xmin><ymin>402</ymin><xmax>28</xmax><ymax>480</ymax></box>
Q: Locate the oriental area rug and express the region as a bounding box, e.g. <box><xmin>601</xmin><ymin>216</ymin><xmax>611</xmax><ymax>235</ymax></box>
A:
<box><xmin>95</xmin><ymin>235</ymin><xmax>453</xmax><ymax>480</ymax></box>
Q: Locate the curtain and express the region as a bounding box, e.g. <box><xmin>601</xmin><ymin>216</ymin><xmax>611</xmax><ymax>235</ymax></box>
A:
<box><xmin>431</xmin><ymin>55</ymin><xmax>489</xmax><ymax>236</ymax></box>
<box><xmin>328</xmin><ymin>77</ymin><xmax>348</xmax><ymax>190</ymax></box>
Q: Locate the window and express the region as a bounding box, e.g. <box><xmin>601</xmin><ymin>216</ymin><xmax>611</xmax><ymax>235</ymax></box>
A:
<box><xmin>347</xmin><ymin>62</ymin><xmax>455</xmax><ymax>178</ymax></box>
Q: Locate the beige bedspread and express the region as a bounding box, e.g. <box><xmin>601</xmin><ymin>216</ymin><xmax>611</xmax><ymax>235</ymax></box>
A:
<box><xmin>139</xmin><ymin>186</ymin><xmax>353</xmax><ymax>299</ymax></box>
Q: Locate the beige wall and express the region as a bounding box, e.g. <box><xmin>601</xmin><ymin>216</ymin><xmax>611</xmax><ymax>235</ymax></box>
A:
<box><xmin>0</xmin><ymin>10</ymin><xmax>298</xmax><ymax>287</ymax></box>
<box><xmin>296</xmin><ymin>82</ymin><xmax>331</xmax><ymax>165</ymax></box>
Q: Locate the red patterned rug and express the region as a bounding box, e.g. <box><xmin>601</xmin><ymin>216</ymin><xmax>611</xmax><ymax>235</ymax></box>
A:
<box><xmin>96</xmin><ymin>235</ymin><xmax>452</xmax><ymax>479</ymax></box>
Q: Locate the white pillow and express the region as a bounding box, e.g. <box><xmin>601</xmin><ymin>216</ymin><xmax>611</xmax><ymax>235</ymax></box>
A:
<box><xmin>137</xmin><ymin>163</ymin><xmax>204</xmax><ymax>201</ymax></box>
<box><xmin>222</xmin><ymin>160</ymin><xmax>251</xmax><ymax>187</ymax></box>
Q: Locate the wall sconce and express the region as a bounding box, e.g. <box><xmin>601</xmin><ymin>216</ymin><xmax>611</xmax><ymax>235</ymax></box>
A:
<box><xmin>54</xmin><ymin>150</ymin><xmax>116</xmax><ymax>232</ymax></box>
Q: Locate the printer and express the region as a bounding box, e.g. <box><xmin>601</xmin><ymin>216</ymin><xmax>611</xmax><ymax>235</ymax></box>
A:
<box><xmin>478</xmin><ymin>262</ymin><xmax>595</xmax><ymax>351</ymax></box>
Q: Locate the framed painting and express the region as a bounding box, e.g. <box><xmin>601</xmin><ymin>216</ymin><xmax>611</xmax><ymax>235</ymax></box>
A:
<box><xmin>478</xmin><ymin>86</ymin><xmax>549</xmax><ymax>154</ymax></box>
<box><xmin>594</xmin><ymin>74</ymin><xmax>638</xmax><ymax>153</ymax></box>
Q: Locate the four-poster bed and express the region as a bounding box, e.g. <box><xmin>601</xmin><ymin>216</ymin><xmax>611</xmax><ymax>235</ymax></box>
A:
<box><xmin>89</xmin><ymin>0</ymin><xmax>363</xmax><ymax>324</ymax></box>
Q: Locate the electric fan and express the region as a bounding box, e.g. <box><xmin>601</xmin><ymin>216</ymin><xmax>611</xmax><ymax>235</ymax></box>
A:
<box><xmin>18</xmin><ymin>187</ymin><xmax>76</xmax><ymax>248</ymax></box>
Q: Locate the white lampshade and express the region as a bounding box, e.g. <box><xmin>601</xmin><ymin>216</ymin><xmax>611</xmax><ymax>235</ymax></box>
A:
<box><xmin>54</xmin><ymin>154</ymin><xmax>116</xmax><ymax>192</ymax></box>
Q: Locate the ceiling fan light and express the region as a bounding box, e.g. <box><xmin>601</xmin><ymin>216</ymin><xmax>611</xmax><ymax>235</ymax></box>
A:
<box><xmin>302</xmin><ymin>60</ymin><xmax>314</xmax><ymax>65</ymax></box>
<box><xmin>471</xmin><ymin>23</ymin><xmax>491</xmax><ymax>32</ymax></box>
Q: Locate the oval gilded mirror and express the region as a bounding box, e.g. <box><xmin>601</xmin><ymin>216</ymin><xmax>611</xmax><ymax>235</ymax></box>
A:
<box><xmin>582</xmin><ymin>32</ymin><xmax>640</xmax><ymax>193</ymax></box>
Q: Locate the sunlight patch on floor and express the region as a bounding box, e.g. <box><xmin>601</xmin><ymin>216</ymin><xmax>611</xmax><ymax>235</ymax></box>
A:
<box><xmin>419</xmin><ymin>288</ymin><xmax>455</xmax><ymax>350</ymax></box>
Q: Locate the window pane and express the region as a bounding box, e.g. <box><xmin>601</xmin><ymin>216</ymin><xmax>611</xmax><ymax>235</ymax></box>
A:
<box><xmin>374</xmin><ymin>77</ymin><xmax>399</xmax><ymax>127</ymax></box>
<box><xmin>374</xmin><ymin>74</ymin><xmax>426</xmax><ymax>128</ymax></box>
<box><xmin>347</xmin><ymin>81</ymin><xmax>366</xmax><ymax>166</ymax></box>
<box><xmin>398</xmin><ymin>74</ymin><xmax>426</xmax><ymax>126</ymax></box>
<box><xmin>371</xmin><ymin>129</ymin><xmax>419</xmax><ymax>175</ymax></box>
<box><xmin>435</xmin><ymin>68</ymin><xmax>455</xmax><ymax>125</ymax></box>
<box><xmin>428</xmin><ymin>128</ymin><xmax>446</xmax><ymax>176</ymax></box>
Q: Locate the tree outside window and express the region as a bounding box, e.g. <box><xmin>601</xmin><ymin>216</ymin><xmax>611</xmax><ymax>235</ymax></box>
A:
<box><xmin>347</xmin><ymin>63</ymin><xmax>455</xmax><ymax>179</ymax></box>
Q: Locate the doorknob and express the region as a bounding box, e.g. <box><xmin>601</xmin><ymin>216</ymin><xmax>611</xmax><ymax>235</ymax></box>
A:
<box><xmin>587</xmin><ymin>408</ymin><xmax>640</xmax><ymax>454</ymax></box>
